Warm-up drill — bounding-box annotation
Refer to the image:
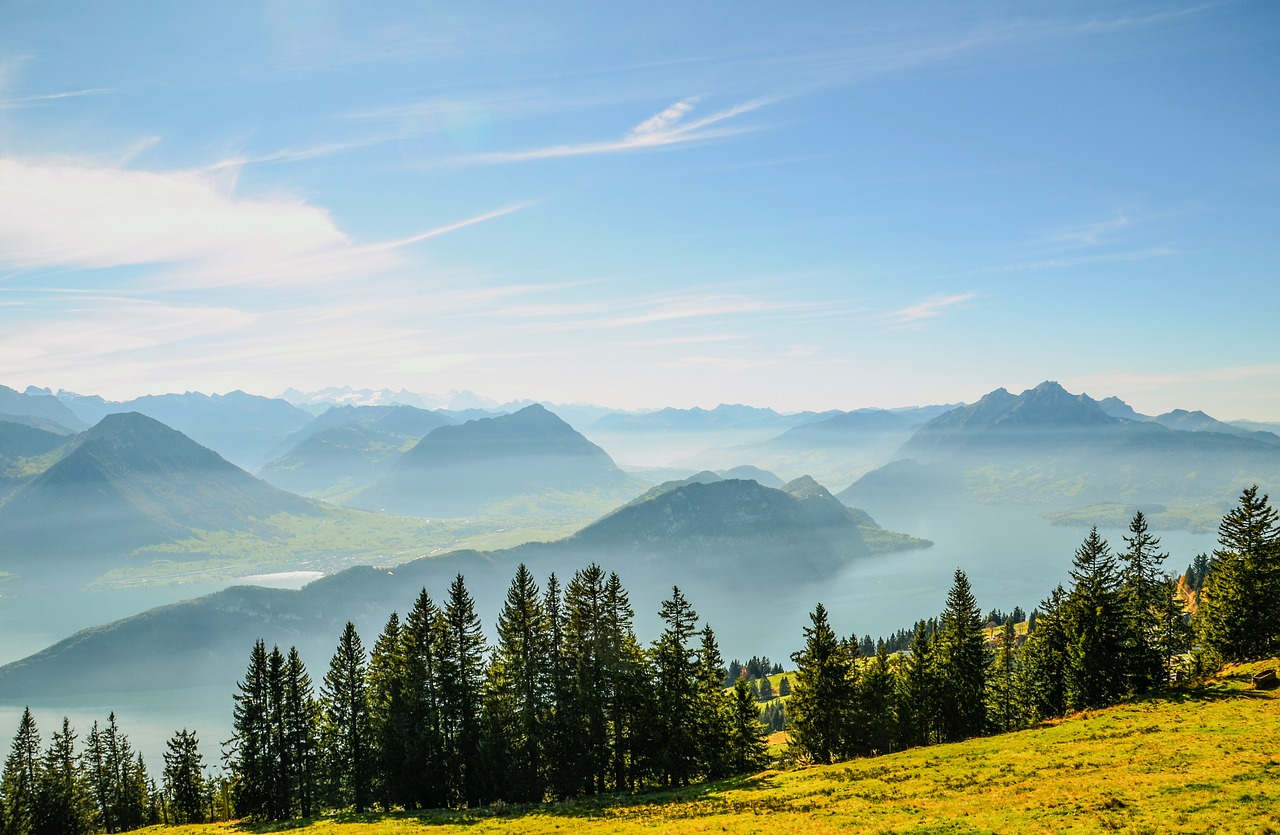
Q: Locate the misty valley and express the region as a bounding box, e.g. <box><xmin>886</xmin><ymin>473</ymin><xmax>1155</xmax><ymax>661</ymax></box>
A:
<box><xmin>0</xmin><ymin>380</ymin><xmax>1268</xmax><ymax>775</ymax></box>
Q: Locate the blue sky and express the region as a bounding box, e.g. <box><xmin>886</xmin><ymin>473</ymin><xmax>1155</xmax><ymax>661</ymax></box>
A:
<box><xmin>1</xmin><ymin>1</ymin><xmax>1277</xmax><ymax>417</ymax></box>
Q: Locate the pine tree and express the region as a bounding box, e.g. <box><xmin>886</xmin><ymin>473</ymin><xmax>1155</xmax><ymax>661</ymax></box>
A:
<box><xmin>368</xmin><ymin>612</ymin><xmax>410</xmax><ymax>810</ymax></box>
<box><xmin>602</xmin><ymin>571</ymin><xmax>648</xmax><ymax>794</ymax></box>
<box><xmin>283</xmin><ymin>647</ymin><xmax>319</xmax><ymax>819</ymax></box>
<box><xmin>778</xmin><ymin>676</ymin><xmax>792</xmax><ymax>697</ymax></box>
<box><xmin>400</xmin><ymin>587</ymin><xmax>446</xmax><ymax>809</ymax></box>
<box><xmin>935</xmin><ymin>569</ymin><xmax>988</xmax><ymax>742</ymax></box>
<box><xmin>986</xmin><ymin>620</ymin><xmax>1021</xmax><ymax>733</ymax></box>
<box><xmin>562</xmin><ymin>565</ymin><xmax>609</xmax><ymax>795</ymax></box>
<box><xmin>541</xmin><ymin>573</ymin><xmax>576</xmax><ymax>801</ymax></box>
<box><xmin>162</xmin><ymin>730</ymin><xmax>204</xmax><ymax>824</ymax></box>
<box><xmin>1119</xmin><ymin>511</ymin><xmax>1170</xmax><ymax>694</ymax></box>
<box><xmin>31</xmin><ymin>717</ymin><xmax>93</xmax><ymax>835</ymax></box>
<box><xmin>320</xmin><ymin>622</ymin><xmax>373</xmax><ymax>812</ymax></box>
<box><xmin>757</xmin><ymin>675</ymin><xmax>774</xmax><ymax>702</ymax></box>
<box><xmin>437</xmin><ymin>574</ymin><xmax>487</xmax><ymax>806</ymax></box>
<box><xmin>860</xmin><ymin>642</ymin><xmax>897</xmax><ymax>755</ymax></box>
<box><xmin>895</xmin><ymin>620</ymin><xmax>935</xmax><ymax>748</ymax></box>
<box><xmin>229</xmin><ymin>640</ymin><xmax>272</xmax><ymax>820</ymax></box>
<box><xmin>725</xmin><ymin>677</ymin><xmax>768</xmax><ymax>774</ymax></box>
<box><xmin>2</xmin><ymin>707</ymin><xmax>40</xmax><ymax>835</ymax></box>
<box><xmin>1020</xmin><ymin>585</ymin><xmax>1068</xmax><ymax>720</ymax></box>
<box><xmin>788</xmin><ymin>603</ymin><xmax>856</xmax><ymax>764</ymax></box>
<box><xmin>694</xmin><ymin>625</ymin><xmax>731</xmax><ymax>779</ymax></box>
<box><xmin>1065</xmin><ymin>528</ymin><xmax>1126</xmax><ymax>709</ymax></box>
<box><xmin>266</xmin><ymin>645</ymin><xmax>288</xmax><ymax>819</ymax></box>
<box><xmin>485</xmin><ymin>564</ymin><xmax>550</xmax><ymax>803</ymax></box>
<box><xmin>1198</xmin><ymin>486</ymin><xmax>1280</xmax><ymax>661</ymax></box>
<box><xmin>652</xmin><ymin>586</ymin><xmax>702</xmax><ymax>787</ymax></box>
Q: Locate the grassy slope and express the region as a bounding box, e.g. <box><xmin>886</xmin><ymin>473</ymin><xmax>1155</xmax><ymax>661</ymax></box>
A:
<box><xmin>147</xmin><ymin>660</ymin><xmax>1280</xmax><ymax>835</ymax></box>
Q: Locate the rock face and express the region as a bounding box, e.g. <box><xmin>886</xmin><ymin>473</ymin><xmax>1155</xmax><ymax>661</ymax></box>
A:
<box><xmin>355</xmin><ymin>404</ymin><xmax>629</xmax><ymax>517</ymax></box>
<box><xmin>0</xmin><ymin>412</ymin><xmax>316</xmax><ymax>584</ymax></box>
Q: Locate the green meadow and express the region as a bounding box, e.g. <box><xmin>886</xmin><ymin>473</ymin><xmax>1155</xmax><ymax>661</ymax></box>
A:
<box><xmin>144</xmin><ymin>659</ymin><xmax>1280</xmax><ymax>835</ymax></box>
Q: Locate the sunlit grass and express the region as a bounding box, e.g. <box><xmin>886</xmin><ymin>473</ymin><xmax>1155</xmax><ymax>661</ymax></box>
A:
<box><xmin>144</xmin><ymin>660</ymin><xmax>1280</xmax><ymax>834</ymax></box>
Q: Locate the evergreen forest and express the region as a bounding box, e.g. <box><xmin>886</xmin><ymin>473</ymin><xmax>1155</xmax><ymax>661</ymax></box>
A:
<box><xmin>1</xmin><ymin>486</ymin><xmax>1277</xmax><ymax>830</ymax></box>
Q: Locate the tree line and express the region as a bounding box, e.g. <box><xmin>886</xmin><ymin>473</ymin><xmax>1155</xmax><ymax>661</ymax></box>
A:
<box><xmin>0</xmin><ymin>709</ymin><xmax>218</xmax><ymax>833</ymax></box>
<box><xmin>226</xmin><ymin>563</ymin><xmax>770</xmax><ymax>820</ymax></box>
<box><xmin>785</xmin><ymin>486</ymin><xmax>1279</xmax><ymax>763</ymax></box>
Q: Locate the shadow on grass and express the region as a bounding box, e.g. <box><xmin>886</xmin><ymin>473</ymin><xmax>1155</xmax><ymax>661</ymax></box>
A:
<box><xmin>227</xmin><ymin>773</ymin><xmax>784</xmax><ymax>832</ymax></box>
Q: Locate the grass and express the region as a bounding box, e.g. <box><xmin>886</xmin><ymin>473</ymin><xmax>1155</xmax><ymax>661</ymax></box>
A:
<box><xmin>92</xmin><ymin>502</ymin><xmax>600</xmax><ymax>588</ymax></box>
<box><xmin>143</xmin><ymin>660</ymin><xmax>1280</xmax><ymax>834</ymax></box>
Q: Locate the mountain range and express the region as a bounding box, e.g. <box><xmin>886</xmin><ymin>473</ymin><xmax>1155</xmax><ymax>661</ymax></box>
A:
<box><xmin>0</xmin><ymin>474</ymin><xmax>926</xmax><ymax>696</ymax></box>
<box><xmin>0</xmin><ymin>412</ymin><xmax>318</xmax><ymax>586</ymax></box>
<box><xmin>353</xmin><ymin>404</ymin><xmax>633</xmax><ymax>517</ymax></box>
<box><xmin>841</xmin><ymin>381</ymin><xmax>1280</xmax><ymax>517</ymax></box>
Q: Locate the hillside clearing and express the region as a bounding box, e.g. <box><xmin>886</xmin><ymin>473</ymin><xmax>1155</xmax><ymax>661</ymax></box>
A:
<box><xmin>146</xmin><ymin>660</ymin><xmax>1280</xmax><ymax>834</ymax></box>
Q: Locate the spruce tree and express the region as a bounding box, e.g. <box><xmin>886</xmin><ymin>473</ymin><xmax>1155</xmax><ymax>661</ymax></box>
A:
<box><xmin>162</xmin><ymin>730</ymin><xmax>204</xmax><ymax>824</ymax></box>
<box><xmin>1</xmin><ymin>707</ymin><xmax>40</xmax><ymax>835</ymax></box>
<box><xmin>368</xmin><ymin>612</ymin><xmax>410</xmax><ymax>810</ymax></box>
<box><xmin>486</xmin><ymin>564</ymin><xmax>550</xmax><ymax>803</ymax></box>
<box><xmin>1020</xmin><ymin>585</ymin><xmax>1068</xmax><ymax>720</ymax></box>
<box><xmin>1198</xmin><ymin>486</ymin><xmax>1280</xmax><ymax>661</ymax></box>
<box><xmin>562</xmin><ymin>565</ymin><xmax>609</xmax><ymax>795</ymax></box>
<box><xmin>283</xmin><ymin>647</ymin><xmax>319</xmax><ymax>819</ymax></box>
<box><xmin>695</xmin><ymin>625</ymin><xmax>732</xmax><ymax>779</ymax></box>
<box><xmin>725</xmin><ymin>676</ymin><xmax>768</xmax><ymax>774</ymax></box>
<box><xmin>935</xmin><ymin>569</ymin><xmax>988</xmax><ymax>742</ymax></box>
<box><xmin>1065</xmin><ymin>528</ymin><xmax>1126</xmax><ymax>709</ymax></box>
<box><xmin>1119</xmin><ymin>511</ymin><xmax>1170</xmax><ymax>694</ymax></box>
<box><xmin>437</xmin><ymin>574</ymin><xmax>487</xmax><ymax>806</ymax></box>
<box><xmin>320</xmin><ymin>622</ymin><xmax>373</xmax><ymax>812</ymax></box>
<box><xmin>229</xmin><ymin>640</ymin><xmax>272</xmax><ymax>820</ymax></box>
<box><xmin>895</xmin><ymin>620</ymin><xmax>935</xmax><ymax>748</ymax></box>
<box><xmin>986</xmin><ymin>619</ymin><xmax>1021</xmax><ymax>733</ymax></box>
<box><xmin>652</xmin><ymin>586</ymin><xmax>701</xmax><ymax>787</ymax></box>
<box><xmin>602</xmin><ymin>571</ymin><xmax>648</xmax><ymax>794</ymax></box>
<box><xmin>788</xmin><ymin>603</ymin><xmax>856</xmax><ymax>764</ymax></box>
<box><xmin>400</xmin><ymin>587</ymin><xmax>446</xmax><ymax>809</ymax></box>
<box><xmin>859</xmin><ymin>642</ymin><xmax>897</xmax><ymax>755</ymax></box>
<box><xmin>32</xmin><ymin>717</ymin><xmax>93</xmax><ymax>835</ymax></box>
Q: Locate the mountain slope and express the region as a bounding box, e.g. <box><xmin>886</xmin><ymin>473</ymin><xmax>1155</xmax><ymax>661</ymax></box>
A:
<box><xmin>355</xmin><ymin>404</ymin><xmax>629</xmax><ymax>517</ymax></box>
<box><xmin>258</xmin><ymin>404</ymin><xmax>455</xmax><ymax>497</ymax></box>
<box><xmin>0</xmin><ymin>412</ymin><xmax>317</xmax><ymax>584</ymax></box>
<box><xmin>845</xmin><ymin>381</ymin><xmax>1280</xmax><ymax>515</ymax></box>
<box><xmin>0</xmin><ymin>385</ymin><xmax>86</xmax><ymax>432</ymax></box>
<box><xmin>0</xmin><ymin>477</ymin><xmax>928</xmax><ymax>695</ymax></box>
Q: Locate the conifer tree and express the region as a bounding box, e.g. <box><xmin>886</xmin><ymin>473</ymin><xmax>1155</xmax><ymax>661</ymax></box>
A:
<box><xmin>725</xmin><ymin>676</ymin><xmax>768</xmax><ymax>774</ymax></box>
<box><xmin>1065</xmin><ymin>528</ymin><xmax>1125</xmax><ymax>709</ymax></box>
<box><xmin>485</xmin><ymin>564</ymin><xmax>550</xmax><ymax>803</ymax></box>
<box><xmin>437</xmin><ymin>574</ymin><xmax>487</xmax><ymax>805</ymax></box>
<box><xmin>652</xmin><ymin>586</ymin><xmax>701</xmax><ymax>787</ymax></box>
<box><xmin>283</xmin><ymin>647</ymin><xmax>319</xmax><ymax>819</ymax></box>
<box><xmin>778</xmin><ymin>676</ymin><xmax>791</xmax><ymax>697</ymax></box>
<box><xmin>1119</xmin><ymin>511</ymin><xmax>1170</xmax><ymax>694</ymax></box>
<box><xmin>320</xmin><ymin>622</ymin><xmax>372</xmax><ymax>812</ymax></box>
<box><xmin>1020</xmin><ymin>585</ymin><xmax>1068</xmax><ymax>720</ymax></box>
<box><xmin>229</xmin><ymin>640</ymin><xmax>272</xmax><ymax>820</ymax></box>
<box><xmin>162</xmin><ymin>730</ymin><xmax>204</xmax><ymax>825</ymax></box>
<box><xmin>935</xmin><ymin>569</ymin><xmax>988</xmax><ymax>742</ymax></box>
<box><xmin>32</xmin><ymin>717</ymin><xmax>93</xmax><ymax>835</ymax></box>
<box><xmin>368</xmin><ymin>612</ymin><xmax>410</xmax><ymax>810</ymax></box>
<box><xmin>602</xmin><ymin>571</ymin><xmax>649</xmax><ymax>794</ymax></box>
<box><xmin>860</xmin><ymin>641</ymin><xmax>897</xmax><ymax>755</ymax></box>
<box><xmin>788</xmin><ymin>603</ymin><xmax>856</xmax><ymax>764</ymax></box>
<box><xmin>562</xmin><ymin>565</ymin><xmax>609</xmax><ymax>795</ymax></box>
<box><xmin>695</xmin><ymin>625</ymin><xmax>732</xmax><ymax>778</ymax></box>
<box><xmin>986</xmin><ymin>620</ymin><xmax>1021</xmax><ymax>733</ymax></box>
<box><xmin>2</xmin><ymin>707</ymin><xmax>40</xmax><ymax>835</ymax></box>
<box><xmin>266</xmin><ymin>645</ymin><xmax>288</xmax><ymax>819</ymax></box>
<box><xmin>400</xmin><ymin>587</ymin><xmax>446</xmax><ymax>809</ymax></box>
<box><xmin>895</xmin><ymin>620</ymin><xmax>935</xmax><ymax>748</ymax></box>
<box><xmin>541</xmin><ymin>573</ymin><xmax>577</xmax><ymax>800</ymax></box>
<box><xmin>1198</xmin><ymin>486</ymin><xmax>1280</xmax><ymax>661</ymax></box>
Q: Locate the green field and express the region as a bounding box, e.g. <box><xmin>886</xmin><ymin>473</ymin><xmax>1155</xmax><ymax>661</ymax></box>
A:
<box><xmin>144</xmin><ymin>659</ymin><xmax>1280</xmax><ymax>834</ymax></box>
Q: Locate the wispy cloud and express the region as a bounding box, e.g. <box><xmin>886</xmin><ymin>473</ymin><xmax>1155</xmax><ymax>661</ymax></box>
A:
<box><xmin>0</xmin><ymin>88</ymin><xmax>111</xmax><ymax>108</ymax></box>
<box><xmin>446</xmin><ymin>97</ymin><xmax>772</xmax><ymax>166</ymax></box>
<box><xmin>891</xmin><ymin>292</ymin><xmax>974</xmax><ymax>325</ymax></box>
<box><xmin>0</xmin><ymin>156</ymin><xmax>524</xmax><ymax>288</ymax></box>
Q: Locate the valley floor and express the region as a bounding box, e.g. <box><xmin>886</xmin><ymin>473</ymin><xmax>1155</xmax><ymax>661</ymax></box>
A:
<box><xmin>148</xmin><ymin>660</ymin><xmax>1280</xmax><ymax>835</ymax></box>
